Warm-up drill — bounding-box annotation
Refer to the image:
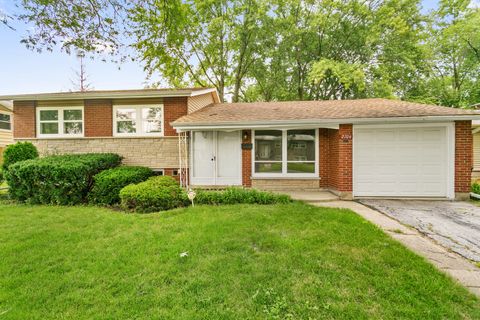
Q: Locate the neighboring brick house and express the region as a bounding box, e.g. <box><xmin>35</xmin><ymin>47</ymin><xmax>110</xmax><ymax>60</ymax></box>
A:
<box><xmin>3</xmin><ymin>88</ymin><xmax>219</xmax><ymax>179</ymax></box>
<box><xmin>0</xmin><ymin>89</ymin><xmax>478</xmax><ymax>200</ymax></box>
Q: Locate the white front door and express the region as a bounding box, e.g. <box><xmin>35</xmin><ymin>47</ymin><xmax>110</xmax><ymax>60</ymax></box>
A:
<box><xmin>191</xmin><ymin>131</ymin><xmax>242</xmax><ymax>186</ymax></box>
<box><xmin>191</xmin><ymin>131</ymin><xmax>215</xmax><ymax>185</ymax></box>
<box><xmin>353</xmin><ymin>124</ymin><xmax>454</xmax><ymax>198</ymax></box>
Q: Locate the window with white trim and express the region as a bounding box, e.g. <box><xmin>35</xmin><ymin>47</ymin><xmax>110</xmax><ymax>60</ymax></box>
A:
<box><xmin>113</xmin><ymin>105</ymin><xmax>163</xmax><ymax>136</ymax></box>
<box><xmin>253</xmin><ymin>129</ymin><xmax>317</xmax><ymax>176</ymax></box>
<box><xmin>37</xmin><ymin>107</ymin><xmax>84</xmax><ymax>137</ymax></box>
<box><xmin>0</xmin><ymin>113</ymin><xmax>11</xmax><ymax>130</ymax></box>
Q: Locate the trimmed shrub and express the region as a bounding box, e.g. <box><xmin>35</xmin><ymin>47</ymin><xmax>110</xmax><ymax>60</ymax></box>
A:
<box><xmin>120</xmin><ymin>176</ymin><xmax>187</xmax><ymax>213</ymax></box>
<box><xmin>194</xmin><ymin>187</ymin><xmax>291</xmax><ymax>205</ymax></box>
<box><xmin>6</xmin><ymin>153</ymin><xmax>122</xmax><ymax>205</ymax></box>
<box><xmin>472</xmin><ymin>182</ymin><xmax>480</xmax><ymax>195</ymax></box>
<box><xmin>2</xmin><ymin>142</ymin><xmax>39</xmax><ymax>171</ymax></box>
<box><xmin>88</xmin><ymin>166</ymin><xmax>153</xmax><ymax>205</ymax></box>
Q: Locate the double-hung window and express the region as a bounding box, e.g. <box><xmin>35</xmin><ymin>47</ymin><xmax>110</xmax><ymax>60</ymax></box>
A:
<box><xmin>37</xmin><ymin>107</ymin><xmax>84</xmax><ymax>137</ymax></box>
<box><xmin>0</xmin><ymin>113</ymin><xmax>11</xmax><ymax>130</ymax></box>
<box><xmin>254</xmin><ymin>129</ymin><xmax>318</xmax><ymax>177</ymax></box>
<box><xmin>113</xmin><ymin>105</ymin><xmax>163</xmax><ymax>136</ymax></box>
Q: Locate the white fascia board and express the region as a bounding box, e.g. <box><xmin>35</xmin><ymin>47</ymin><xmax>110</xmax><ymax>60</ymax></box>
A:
<box><xmin>172</xmin><ymin>115</ymin><xmax>480</xmax><ymax>131</ymax></box>
<box><xmin>0</xmin><ymin>89</ymin><xmax>218</xmax><ymax>101</ymax></box>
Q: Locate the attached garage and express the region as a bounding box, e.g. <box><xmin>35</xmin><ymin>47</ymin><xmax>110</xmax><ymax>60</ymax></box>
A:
<box><xmin>353</xmin><ymin>124</ymin><xmax>455</xmax><ymax>198</ymax></box>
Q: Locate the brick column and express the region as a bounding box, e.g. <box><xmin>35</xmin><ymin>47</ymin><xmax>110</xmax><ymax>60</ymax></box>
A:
<box><xmin>13</xmin><ymin>101</ymin><xmax>36</xmax><ymax>138</ymax></box>
<box><xmin>84</xmin><ymin>99</ymin><xmax>113</xmax><ymax>137</ymax></box>
<box><xmin>338</xmin><ymin>124</ymin><xmax>353</xmax><ymax>195</ymax></box>
<box><xmin>318</xmin><ymin>128</ymin><xmax>329</xmax><ymax>188</ymax></box>
<box><xmin>455</xmin><ymin>120</ymin><xmax>473</xmax><ymax>197</ymax></box>
<box><xmin>242</xmin><ymin>130</ymin><xmax>252</xmax><ymax>187</ymax></box>
<box><xmin>164</xmin><ymin>97</ymin><xmax>188</xmax><ymax>136</ymax></box>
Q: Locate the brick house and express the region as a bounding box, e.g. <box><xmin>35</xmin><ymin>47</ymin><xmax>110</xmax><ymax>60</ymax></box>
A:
<box><xmin>0</xmin><ymin>88</ymin><xmax>478</xmax><ymax>200</ymax></box>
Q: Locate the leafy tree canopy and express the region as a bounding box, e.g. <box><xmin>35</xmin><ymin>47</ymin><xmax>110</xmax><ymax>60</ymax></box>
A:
<box><xmin>3</xmin><ymin>0</ymin><xmax>480</xmax><ymax>106</ymax></box>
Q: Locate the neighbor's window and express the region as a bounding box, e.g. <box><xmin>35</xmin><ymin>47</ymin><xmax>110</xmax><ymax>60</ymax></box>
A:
<box><xmin>0</xmin><ymin>113</ymin><xmax>11</xmax><ymax>130</ymax></box>
<box><xmin>37</xmin><ymin>107</ymin><xmax>83</xmax><ymax>137</ymax></box>
<box><xmin>114</xmin><ymin>105</ymin><xmax>163</xmax><ymax>136</ymax></box>
<box><xmin>254</xmin><ymin>129</ymin><xmax>317</xmax><ymax>176</ymax></box>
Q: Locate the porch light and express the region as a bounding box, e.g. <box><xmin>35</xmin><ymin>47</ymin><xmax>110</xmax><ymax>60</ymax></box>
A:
<box><xmin>243</xmin><ymin>131</ymin><xmax>249</xmax><ymax>141</ymax></box>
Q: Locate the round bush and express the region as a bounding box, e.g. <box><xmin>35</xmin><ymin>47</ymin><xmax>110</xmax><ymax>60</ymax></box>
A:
<box><xmin>88</xmin><ymin>166</ymin><xmax>153</xmax><ymax>205</ymax></box>
<box><xmin>120</xmin><ymin>176</ymin><xmax>187</xmax><ymax>213</ymax></box>
<box><xmin>2</xmin><ymin>142</ymin><xmax>39</xmax><ymax>171</ymax></box>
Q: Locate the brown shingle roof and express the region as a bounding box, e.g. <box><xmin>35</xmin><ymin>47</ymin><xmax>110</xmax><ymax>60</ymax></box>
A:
<box><xmin>173</xmin><ymin>98</ymin><xmax>479</xmax><ymax>127</ymax></box>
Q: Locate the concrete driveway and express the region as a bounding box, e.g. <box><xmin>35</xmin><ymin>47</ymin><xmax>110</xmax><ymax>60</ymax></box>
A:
<box><xmin>360</xmin><ymin>200</ymin><xmax>480</xmax><ymax>262</ymax></box>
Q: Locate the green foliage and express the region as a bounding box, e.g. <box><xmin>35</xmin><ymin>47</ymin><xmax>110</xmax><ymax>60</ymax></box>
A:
<box><xmin>308</xmin><ymin>59</ymin><xmax>366</xmax><ymax>99</ymax></box>
<box><xmin>120</xmin><ymin>176</ymin><xmax>187</xmax><ymax>213</ymax></box>
<box><xmin>471</xmin><ymin>182</ymin><xmax>480</xmax><ymax>194</ymax></box>
<box><xmin>194</xmin><ymin>187</ymin><xmax>291</xmax><ymax>205</ymax></box>
<box><xmin>10</xmin><ymin>1</ymin><xmax>480</xmax><ymax>106</ymax></box>
<box><xmin>2</xmin><ymin>142</ymin><xmax>39</xmax><ymax>171</ymax></box>
<box><xmin>5</xmin><ymin>153</ymin><xmax>121</xmax><ymax>205</ymax></box>
<box><xmin>88</xmin><ymin>166</ymin><xmax>153</xmax><ymax>205</ymax></box>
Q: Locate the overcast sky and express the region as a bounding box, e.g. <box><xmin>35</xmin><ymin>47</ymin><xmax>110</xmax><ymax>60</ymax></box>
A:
<box><xmin>0</xmin><ymin>0</ymin><xmax>449</xmax><ymax>95</ymax></box>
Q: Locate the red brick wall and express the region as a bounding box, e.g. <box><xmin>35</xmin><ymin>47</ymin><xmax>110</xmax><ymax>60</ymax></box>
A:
<box><xmin>318</xmin><ymin>125</ymin><xmax>353</xmax><ymax>192</ymax></box>
<box><xmin>242</xmin><ymin>130</ymin><xmax>252</xmax><ymax>187</ymax></box>
<box><xmin>327</xmin><ymin>129</ymin><xmax>340</xmax><ymax>190</ymax></box>
<box><xmin>164</xmin><ymin>97</ymin><xmax>188</xmax><ymax>136</ymax></box>
<box><xmin>318</xmin><ymin>128</ymin><xmax>329</xmax><ymax>188</ymax></box>
<box><xmin>13</xmin><ymin>101</ymin><xmax>36</xmax><ymax>138</ymax></box>
<box><xmin>84</xmin><ymin>99</ymin><xmax>112</xmax><ymax>137</ymax></box>
<box><xmin>455</xmin><ymin>120</ymin><xmax>473</xmax><ymax>193</ymax></box>
<box><xmin>337</xmin><ymin>124</ymin><xmax>353</xmax><ymax>192</ymax></box>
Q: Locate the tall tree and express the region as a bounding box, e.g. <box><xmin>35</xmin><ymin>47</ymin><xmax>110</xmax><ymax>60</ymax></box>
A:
<box><xmin>421</xmin><ymin>0</ymin><xmax>480</xmax><ymax>107</ymax></box>
<box><xmin>5</xmin><ymin>0</ymin><xmax>480</xmax><ymax>106</ymax></box>
<box><xmin>71</xmin><ymin>51</ymin><xmax>93</xmax><ymax>92</ymax></box>
<box><xmin>15</xmin><ymin>0</ymin><xmax>129</xmax><ymax>56</ymax></box>
<box><xmin>130</xmin><ymin>0</ymin><xmax>267</xmax><ymax>101</ymax></box>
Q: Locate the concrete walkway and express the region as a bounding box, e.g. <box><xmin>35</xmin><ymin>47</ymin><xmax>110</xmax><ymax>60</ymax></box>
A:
<box><xmin>287</xmin><ymin>194</ymin><xmax>480</xmax><ymax>297</ymax></box>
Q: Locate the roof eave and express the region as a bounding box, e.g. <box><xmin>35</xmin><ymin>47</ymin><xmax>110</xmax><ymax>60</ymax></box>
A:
<box><xmin>172</xmin><ymin>115</ymin><xmax>480</xmax><ymax>131</ymax></box>
<box><xmin>0</xmin><ymin>88</ymin><xmax>219</xmax><ymax>101</ymax></box>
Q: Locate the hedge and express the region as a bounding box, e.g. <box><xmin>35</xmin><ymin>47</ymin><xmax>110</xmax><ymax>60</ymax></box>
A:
<box><xmin>120</xmin><ymin>176</ymin><xmax>187</xmax><ymax>213</ymax></box>
<box><xmin>88</xmin><ymin>166</ymin><xmax>153</xmax><ymax>205</ymax></box>
<box><xmin>6</xmin><ymin>153</ymin><xmax>122</xmax><ymax>205</ymax></box>
<box><xmin>472</xmin><ymin>182</ymin><xmax>480</xmax><ymax>195</ymax></box>
<box><xmin>194</xmin><ymin>187</ymin><xmax>291</xmax><ymax>205</ymax></box>
<box><xmin>2</xmin><ymin>142</ymin><xmax>39</xmax><ymax>171</ymax></box>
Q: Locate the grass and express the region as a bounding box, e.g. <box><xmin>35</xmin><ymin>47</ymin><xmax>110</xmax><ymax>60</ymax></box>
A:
<box><xmin>0</xmin><ymin>202</ymin><xmax>479</xmax><ymax>319</ymax></box>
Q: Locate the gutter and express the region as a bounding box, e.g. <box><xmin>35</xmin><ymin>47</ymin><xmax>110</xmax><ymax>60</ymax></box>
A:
<box><xmin>0</xmin><ymin>88</ymin><xmax>218</xmax><ymax>101</ymax></box>
<box><xmin>172</xmin><ymin>115</ymin><xmax>480</xmax><ymax>131</ymax></box>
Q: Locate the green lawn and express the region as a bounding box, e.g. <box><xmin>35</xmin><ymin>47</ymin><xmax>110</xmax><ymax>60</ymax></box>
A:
<box><xmin>0</xmin><ymin>202</ymin><xmax>479</xmax><ymax>319</ymax></box>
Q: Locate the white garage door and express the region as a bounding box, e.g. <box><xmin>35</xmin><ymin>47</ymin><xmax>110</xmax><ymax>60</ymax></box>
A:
<box><xmin>353</xmin><ymin>125</ymin><xmax>453</xmax><ymax>198</ymax></box>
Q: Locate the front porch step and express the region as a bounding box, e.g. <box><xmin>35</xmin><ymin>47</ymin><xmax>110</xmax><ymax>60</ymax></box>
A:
<box><xmin>277</xmin><ymin>190</ymin><xmax>340</xmax><ymax>202</ymax></box>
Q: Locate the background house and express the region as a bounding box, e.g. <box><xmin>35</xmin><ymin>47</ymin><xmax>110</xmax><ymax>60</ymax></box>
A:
<box><xmin>0</xmin><ymin>101</ymin><xmax>13</xmax><ymax>161</ymax></box>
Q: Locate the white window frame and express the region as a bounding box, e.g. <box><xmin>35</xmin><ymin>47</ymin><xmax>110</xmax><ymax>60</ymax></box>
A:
<box><xmin>0</xmin><ymin>112</ymin><xmax>11</xmax><ymax>132</ymax></box>
<box><xmin>36</xmin><ymin>106</ymin><xmax>84</xmax><ymax>138</ymax></box>
<box><xmin>113</xmin><ymin>104</ymin><xmax>164</xmax><ymax>137</ymax></box>
<box><xmin>252</xmin><ymin>128</ymin><xmax>319</xmax><ymax>178</ymax></box>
